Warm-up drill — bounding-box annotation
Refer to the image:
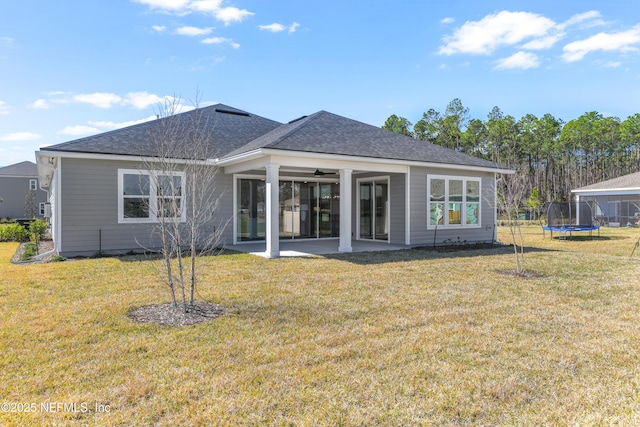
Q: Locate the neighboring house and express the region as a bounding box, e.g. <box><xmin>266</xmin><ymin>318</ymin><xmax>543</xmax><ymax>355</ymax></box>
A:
<box><xmin>572</xmin><ymin>171</ymin><xmax>640</xmax><ymax>227</ymax></box>
<box><xmin>36</xmin><ymin>104</ymin><xmax>511</xmax><ymax>258</ymax></box>
<box><xmin>0</xmin><ymin>161</ymin><xmax>48</xmax><ymax>220</ymax></box>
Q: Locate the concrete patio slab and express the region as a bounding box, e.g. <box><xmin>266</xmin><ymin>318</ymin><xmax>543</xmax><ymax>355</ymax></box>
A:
<box><xmin>230</xmin><ymin>239</ymin><xmax>410</xmax><ymax>257</ymax></box>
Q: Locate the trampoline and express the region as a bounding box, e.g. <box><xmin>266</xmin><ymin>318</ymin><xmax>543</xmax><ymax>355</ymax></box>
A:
<box><xmin>543</xmin><ymin>201</ymin><xmax>600</xmax><ymax>239</ymax></box>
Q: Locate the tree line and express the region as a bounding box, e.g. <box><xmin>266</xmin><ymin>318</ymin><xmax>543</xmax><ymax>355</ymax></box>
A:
<box><xmin>382</xmin><ymin>98</ymin><xmax>640</xmax><ymax>204</ymax></box>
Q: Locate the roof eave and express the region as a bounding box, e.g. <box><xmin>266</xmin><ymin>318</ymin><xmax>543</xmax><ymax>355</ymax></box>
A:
<box><xmin>572</xmin><ymin>187</ymin><xmax>640</xmax><ymax>195</ymax></box>
<box><xmin>219</xmin><ymin>148</ymin><xmax>513</xmax><ymax>174</ymax></box>
<box><xmin>37</xmin><ymin>149</ymin><xmax>217</xmax><ymax>166</ymax></box>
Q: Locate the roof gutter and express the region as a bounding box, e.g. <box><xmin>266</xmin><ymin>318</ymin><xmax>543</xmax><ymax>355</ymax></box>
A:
<box><xmin>572</xmin><ymin>188</ymin><xmax>640</xmax><ymax>196</ymax></box>
<box><xmin>217</xmin><ymin>148</ymin><xmax>514</xmax><ymax>174</ymax></box>
<box><xmin>37</xmin><ymin>149</ymin><xmax>217</xmax><ymax>165</ymax></box>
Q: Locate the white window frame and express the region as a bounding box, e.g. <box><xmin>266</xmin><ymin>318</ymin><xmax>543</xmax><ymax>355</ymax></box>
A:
<box><xmin>427</xmin><ymin>175</ymin><xmax>481</xmax><ymax>229</ymax></box>
<box><xmin>29</xmin><ymin>179</ymin><xmax>37</xmax><ymax>190</ymax></box>
<box><xmin>39</xmin><ymin>202</ymin><xmax>46</xmax><ymax>216</ymax></box>
<box><xmin>117</xmin><ymin>169</ymin><xmax>186</xmax><ymax>224</ymax></box>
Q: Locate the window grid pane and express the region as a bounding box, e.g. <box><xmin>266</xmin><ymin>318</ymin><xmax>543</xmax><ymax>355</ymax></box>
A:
<box><xmin>120</xmin><ymin>170</ymin><xmax>184</xmax><ymax>222</ymax></box>
<box><xmin>448</xmin><ymin>203</ymin><xmax>462</xmax><ymax>224</ymax></box>
<box><xmin>123</xmin><ymin>197</ymin><xmax>150</xmax><ymax>218</ymax></box>
<box><xmin>123</xmin><ymin>174</ymin><xmax>150</xmax><ymax>196</ymax></box>
<box><xmin>430</xmin><ymin>179</ymin><xmax>445</xmax><ymax>202</ymax></box>
<box><xmin>466</xmin><ymin>202</ymin><xmax>479</xmax><ymax>224</ymax></box>
<box><xmin>430</xmin><ymin>202</ymin><xmax>444</xmax><ymax>225</ymax></box>
<box><xmin>428</xmin><ymin>177</ymin><xmax>481</xmax><ymax>228</ymax></box>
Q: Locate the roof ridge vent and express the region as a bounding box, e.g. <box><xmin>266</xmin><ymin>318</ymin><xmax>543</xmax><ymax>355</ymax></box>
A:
<box><xmin>215</xmin><ymin>108</ymin><xmax>250</xmax><ymax>117</ymax></box>
<box><xmin>288</xmin><ymin>115</ymin><xmax>308</xmax><ymax>124</ymax></box>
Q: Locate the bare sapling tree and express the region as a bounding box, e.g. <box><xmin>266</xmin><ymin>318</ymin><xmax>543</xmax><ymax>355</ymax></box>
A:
<box><xmin>497</xmin><ymin>172</ymin><xmax>529</xmax><ymax>275</ymax></box>
<box><xmin>142</xmin><ymin>95</ymin><xmax>229</xmax><ymax>312</ymax></box>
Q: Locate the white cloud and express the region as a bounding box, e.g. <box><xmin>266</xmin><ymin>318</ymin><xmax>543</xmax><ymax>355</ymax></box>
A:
<box><xmin>439</xmin><ymin>11</ymin><xmax>556</xmax><ymax>55</ymax></box>
<box><xmin>215</xmin><ymin>6</ymin><xmax>253</xmax><ymax>26</ymax></box>
<box><xmin>45</xmin><ymin>91</ymin><xmax>69</xmax><ymax>96</ymax></box>
<box><xmin>494</xmin><ymin>51</ymin><xmax>540</xmax><ymax>70</ymax></box>
<box><xmin>59</xmin><ymin>125</ymin><xmax>101</xmax><ymax>136</ymax></box>
<box><xmin>288</xmin><ymin>22</ymin><xmax>300</xmax><ymax>33</ymax></box>
<box><xmin>259</xmin><ymin>23</ymin><xmax>285</xmax><ymax>33</ymax></box>
<box><xmin>0</xmin><ymin>36</ymin><xmax>16</xmax><ymax>47</ymax></box>
<box><xmin>123</xmin><ymin>92</ymin><xmax>168</xmax><ymax>109</ymax></box>
<box><xmin>133</xmin><ymin>0</ymin><xmax>191</xmax><ymax>12</ymax></box>
<box><xmin>521</xmin><ymin>33</ymin><xmax>565</xmax><ymax>50</ymax></box>
<box><xmin>562</xmin><ymin>24</ymin><xmax>640</xmax><ymax>62</ymax></box>
<box><xmin>174</xmin><ymin>26</ymin><xmax>214</xmax><ymax>36</ymax></box>
<box><xmin>604</xmin><ymin>61</ymin><xmax>621</xmax><ymax>68</ymax></box>
<box><xmin>190</xmin><ymin>0</ymin><xmax>223</xmax><ymax>13</ymax></box>
<box><xmin>73</xmin><ymin>92</ymin><xmax>123</xmax><ymax>108</ymax></box>
<box><xmin>441</xmin><ymin>17</ymin><xmax>454</xmax><ymax>25</ymax></box>
<box><xmin>559</xmin><ymin>10</ymin><xmax>603</xmax><ymax>30</ymax></box>
<box><xmin>259</xmin><ymin>22</ymin><xmax>300</xmax><ymax>33</ymax></box>
<box><xmin>152</xmin><ymin>25</ymin><xmax>167</xmax><ymax>32</ymax></box>
<box><xmin>133</xmin><ymin>0</ymin><xmax>253</xmax><ymax>25</ymax></box>
<box><xmin>202</xmin><ymin>37</ymin><xmax>239</xmax><ymax>48</ymax></box>
<box><xmin>89</xmin><ymin>115</ymin><xmax>157</xmax><ymax>129</ymax></box>
<box><xmin>31</xmin><ymin>91</ymin><xmax>178</xmax><ymax>112</ymax></box>
<box><xmin>0</xmin><ymin>100</ymin><xmax>10</xmax><ymax>115</ymax></box>
<box><xmin>31</xmin><ymin>99</ymin><xmax>49</xmax><ymax>109</ymax></box>
<box><xmin>0</xmin><ymin>132</ymin><xmax>42</xmax><ymax>141</ymax></box>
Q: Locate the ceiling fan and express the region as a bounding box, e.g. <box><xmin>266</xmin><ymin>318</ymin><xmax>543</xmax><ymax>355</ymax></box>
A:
<box><xmin>313</xmin><ymin>168</ymin><xmax>337</xmax><ymax>176</ymax></box>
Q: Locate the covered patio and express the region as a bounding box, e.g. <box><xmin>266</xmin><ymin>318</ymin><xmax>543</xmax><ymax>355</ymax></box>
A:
<box><xmin>231</xmin><ymin>239</ymin><xmax>410</xmax><ymax>258</ymax></box>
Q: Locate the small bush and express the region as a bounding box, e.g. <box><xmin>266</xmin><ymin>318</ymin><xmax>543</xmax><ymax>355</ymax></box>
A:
<box><xmin>20</xmin><ymin>242</ymin><xmax>38</xmax><ymax>261</ymax></box>
<box><xmin>29</xmin><ymin>219</ymin><xmax>48</xmax><ymax>245</ymax></box>
<box><xmin>49</xmin><ymin>255</ymin><xmax>67</xmax><ymax>263</ymax></box>
<box><xmin>0</xmin><ymin>223</ymin><xmax>30</xmax><ymax>242</ymax></box>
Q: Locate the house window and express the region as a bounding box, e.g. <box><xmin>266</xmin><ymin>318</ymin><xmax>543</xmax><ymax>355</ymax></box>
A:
<box><xmin>428</xmin><ymin>175</ymin><xmax>481</xmax><ymax>228</ymax></box>
<box><xmin>30</xmin><ymin>179</ymin><xmax>37</xmax><ymax>190</ymax></box>
<box><xmin>39</xmin><ymin>202</ymin><xmax>46</xmax><ymax>216</ymax></box>
<box><xmin>118</xmin><ymin>169</ymin><xmax>185</xmax><ymax>223</ymax></box>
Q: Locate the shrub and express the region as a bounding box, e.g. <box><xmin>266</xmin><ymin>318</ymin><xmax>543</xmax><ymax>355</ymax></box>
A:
<box><xmin>0</xmin><ymin>223</ymin><xmax>30</xmax><ymax>242</ymax></box>
<box><xmin>49</xmin><ymin>255</ymin><xmax>67</xmax><ymax>263</ymax></box>
<box><xmin>20</xmin><ymin>242</ymin><xmax>37</xmax><ymax>261</ymax></box>
<box><xmin>29</xmin><ymin>219</ymin><xmax>48</xmax><ymax>245</ymax></box>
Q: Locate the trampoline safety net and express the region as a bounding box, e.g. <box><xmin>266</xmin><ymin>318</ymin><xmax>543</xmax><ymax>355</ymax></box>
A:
<box><xmin>546</xmin><ymin>201</ymin><xmax>595</xmax><ymax>228</ymax></box>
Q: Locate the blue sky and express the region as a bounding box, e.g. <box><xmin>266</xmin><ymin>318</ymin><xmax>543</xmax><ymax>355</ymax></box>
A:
<box><xmin>2</xmin><ymin>0</ymin><xmax>640</xmax><ymax>165</ymax></box>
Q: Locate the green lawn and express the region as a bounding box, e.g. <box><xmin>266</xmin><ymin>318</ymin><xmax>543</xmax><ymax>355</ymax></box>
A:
<box><xmin>1</xmin><ymin>226</ymin><xmax>640</xmax><ymax>426</ymax></box>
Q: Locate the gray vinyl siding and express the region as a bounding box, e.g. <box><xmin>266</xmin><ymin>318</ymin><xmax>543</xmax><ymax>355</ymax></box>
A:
<box><xmin>0</xmin><ymin>176</ymin><xmax>47</xmax><ymax>219</ymax></box>
<box><xmin>50</xmin><ymin>173</ymin><xmax>58</xmax><ymax>251</ymax></box>
<box><xmin>389</xmin><ymin>173</ymin><xmax>405</xmax><ymax>245</ymax></box>
<box><xmin>409</xmin><ymin>167</ymin><xmax>496</xmax><ymax>246</ymax></box>
<box><xmin>58</xmin><ymin>158</ymin><xmax>234</xmax><ymax>257</ymax></box>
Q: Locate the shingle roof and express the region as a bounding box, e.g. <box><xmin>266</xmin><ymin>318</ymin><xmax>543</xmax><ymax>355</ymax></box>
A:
<box><xmin>42</xmin><ymin>104</ymin><xmax>282</xmax><ymax>159</ymax></box>
<box><xmin>573</xmin><ymin>171</ymin><xmax>640</xmax><ymax>192</ymax></box>
<box><xmin>0</xmin><ymin>161</ymin><xmax>38</xmax><ymax>176</ymax></box>
<box><xmin>40</xmin><ymin>104</ymin><xmax>506</xmax><ymax>171</ymax></box>
<box><xmin>223</xmin><ymin>111</ymin><xmax>505</xmax><ymax>170</ymax></box>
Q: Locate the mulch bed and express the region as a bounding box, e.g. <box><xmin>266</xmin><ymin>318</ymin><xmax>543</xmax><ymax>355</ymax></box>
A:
<box><xmin>11</xmin><ymin>240</ymin><xmax>55</xmax><ymax>264</ymax></box>
<box><xmin>128</xmin><ymin>301</ymin><xmax>226</xmax><ymax>326</ymax></box>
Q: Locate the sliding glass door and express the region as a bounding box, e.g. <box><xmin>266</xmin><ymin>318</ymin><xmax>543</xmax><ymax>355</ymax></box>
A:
<box><xmin>237</xmin><ymin>179</ymin><xmax>266</xmax><ymax>241</ymax></box>
<box><xmin>359</xmin><ymin>179</ymin><xmax>388</xmax><ymax>241</ymax></box>
<box><xmin>237</xmin><ymin>178</ymin><xmax>340</xmax><ymax>242</ymax></box>
<box><xmin>280</xmin><ymin>180</ymin><xmax>339</xmax><ymax>239</ymax></box>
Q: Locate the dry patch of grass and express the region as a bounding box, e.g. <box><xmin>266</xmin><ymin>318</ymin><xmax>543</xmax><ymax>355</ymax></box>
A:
<box><xmin>1</xmin><ymin>227</ymin><xmax>640</xmax><ymax>425</ymax></box>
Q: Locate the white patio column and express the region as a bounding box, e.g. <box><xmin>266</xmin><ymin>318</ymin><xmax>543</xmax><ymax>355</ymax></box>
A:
<box><xmin>265</xmin><ymin>163</ymin><xmax>280</xmax><ymax>258</ymax></box>
<box><xmin>339</xmin><ymin>168</ymin><xmax>353</xmax><ymax>252</ymax></box>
